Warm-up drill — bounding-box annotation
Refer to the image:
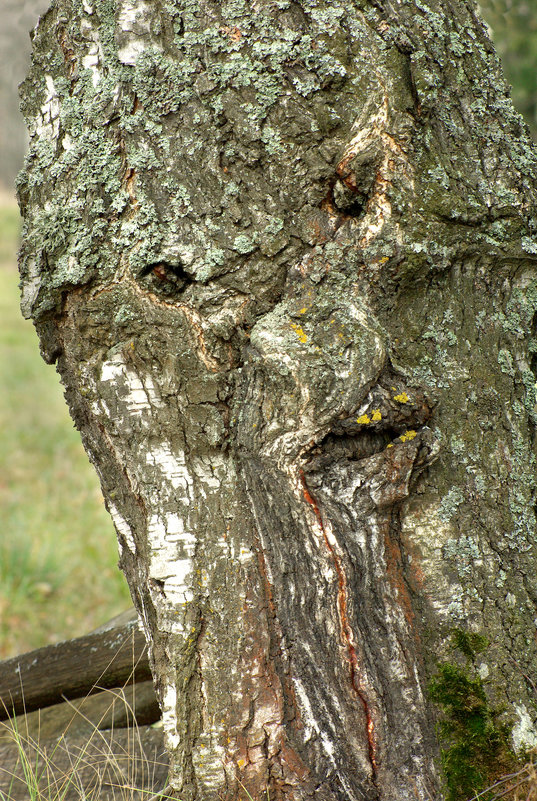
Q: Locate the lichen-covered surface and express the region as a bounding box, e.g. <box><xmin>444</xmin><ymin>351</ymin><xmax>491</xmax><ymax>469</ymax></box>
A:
<box><xmin>17</xmin><ymin>0</ymin><xmax>537</xmax><ymax>799</ymax></box>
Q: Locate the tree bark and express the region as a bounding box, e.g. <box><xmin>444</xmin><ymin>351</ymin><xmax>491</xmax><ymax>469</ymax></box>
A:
<box><xmin>17</xmin><ymin>1</ymin><xmax>537</xmax><ymax>799</ymax></box>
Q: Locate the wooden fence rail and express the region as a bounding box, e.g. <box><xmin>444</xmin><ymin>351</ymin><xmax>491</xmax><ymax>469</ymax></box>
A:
<box><xmin>0</xmin><ymin>620</ymin><xmax>151</xmax><ymax>720</ymax></box>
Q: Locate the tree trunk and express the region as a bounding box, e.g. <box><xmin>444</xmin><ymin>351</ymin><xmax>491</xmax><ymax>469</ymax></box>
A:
<box><xmin>17</xmin><ymin>1</ymin><xmax>537</xmax><ymax>798</ymax></box>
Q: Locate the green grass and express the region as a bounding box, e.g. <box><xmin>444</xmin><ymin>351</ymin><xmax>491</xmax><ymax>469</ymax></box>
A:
<box><xmin>0</xmin><ymin>198</ymin><xmax>130</xmax><ymax>658</ymax></box>
<box><xmin>0</xmin><ymin>202</ymin><xmax>20</xmax><ymax>264</ymax></box>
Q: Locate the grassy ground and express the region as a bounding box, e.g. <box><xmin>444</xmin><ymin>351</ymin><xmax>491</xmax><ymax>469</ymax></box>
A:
<box><xmin>0</xmin><ymin>196</ymin><xmax>131</xmax><ymax>659</ymax></box>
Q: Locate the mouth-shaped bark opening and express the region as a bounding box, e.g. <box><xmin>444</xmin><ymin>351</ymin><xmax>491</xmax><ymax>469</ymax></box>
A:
<box><xmin>302</xmin><ymin>428</ymin><xmax>401</xmax><ymax>467</ymax></box>
<box><xmin>137</xmin><ymin>261</ymin><xmax>195</xmax><ymax>297</ymax></box>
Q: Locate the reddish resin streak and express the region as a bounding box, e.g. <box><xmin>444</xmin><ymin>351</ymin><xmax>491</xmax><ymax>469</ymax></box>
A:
<box><xmin>299</xmin><ymin>469</ymin><xmax>378</xmax><ymax>780</ymax></box>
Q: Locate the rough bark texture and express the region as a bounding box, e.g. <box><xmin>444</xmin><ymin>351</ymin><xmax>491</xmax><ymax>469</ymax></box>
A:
<box><xmin>17</xmin><ymin>1</ymin><xmax>537</xmax><ymax>799</ymax></box>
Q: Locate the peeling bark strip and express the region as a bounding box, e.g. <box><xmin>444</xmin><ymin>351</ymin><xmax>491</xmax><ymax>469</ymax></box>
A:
<box><xmin>17</xmin><ymin>0</ymin><xmax>537</xmax><ymax>798</ymax></box>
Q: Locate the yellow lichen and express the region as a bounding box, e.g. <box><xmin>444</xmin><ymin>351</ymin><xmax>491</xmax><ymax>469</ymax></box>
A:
<box><xmin>400</xmin><ymin>430</ymin><xmax>417</xmax><ymax>442</ymax></box>
<box><xmin>290</xmin><ymin>322</ymin><xmax>308</xmax><ymax>343</ymax></box>
<box><xmin>394</xmin><ymin>391</ymin><xmax>409</xmax><ymax>403</ymax></box>
<box><xmin>371</xmin><ymin>409</ymin><xmax>382</xmax><ymax>421</ymax></box>
<box><xmin>298</xmin><ymin>307</ymin><xmax>307</xmax><ymax>314</ymax></box>
<box><xmin>356</xmin><ymin>413</ymin><xmax>371</xmax><ymax>425</ymax></box>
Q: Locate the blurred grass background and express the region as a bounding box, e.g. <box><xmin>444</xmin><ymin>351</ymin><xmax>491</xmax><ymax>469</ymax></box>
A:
<box><xmin>0</xmin><ymin>0</ymin><xmax>536</xmax><ymax>658</ymax></box>
<box><xmin>480</xmin><ymin>0</ymin><xmax>537</xmax><ymax>136</ymax></box>
<box><xmin>0</xmin><ymin>195</ymin><xmax>130</xmax><ymax>658</ymax></box>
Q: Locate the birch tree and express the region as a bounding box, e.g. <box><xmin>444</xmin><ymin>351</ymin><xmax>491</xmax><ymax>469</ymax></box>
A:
<box><xmin>17</xmin><ymin>1</ymin><xmax>537</xmax><ymax>798</ymax></box>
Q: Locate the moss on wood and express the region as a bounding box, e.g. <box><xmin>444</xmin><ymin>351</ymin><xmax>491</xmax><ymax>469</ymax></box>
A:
<box><xmin>430</xmin><ymin>630</ymin><xmax>518</xmax><ymax>801</ymax></box>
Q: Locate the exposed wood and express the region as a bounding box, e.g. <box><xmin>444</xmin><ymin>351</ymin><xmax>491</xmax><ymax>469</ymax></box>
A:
<box><xmin>0</xmin><ymin>622</ymin><xmax>151</xmax><ymax>720</ymax></box>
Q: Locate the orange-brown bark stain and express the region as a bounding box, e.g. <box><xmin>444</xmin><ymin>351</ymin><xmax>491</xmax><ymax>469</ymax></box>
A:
<box><xmin>223</xmin><ymin>551</ymin><xmax>313</xmax><ymax>799</ymax></box>
<box><xmin>56</xmin><ymin>27</ymin><xmax>77</xmax><ymax>78</ymax></box>
<box><xmin>220</xmin><ymin>25</ymin><xmax>242</xmax><ymax>42</ymax></box>
<box><xmin>381</xmin><ymin>518</ymin><xmax>416</xmax><ymax>629</ymax></box>
<box><xmin>124</xmin><ymin>167</ymin><xmax>138</xmax><ymax>208</ymax></box>
<box><xmin>381</xmin><ymin>447</ymin><xmax>425</xmax><ymax>632</ymax></box>
<box><xmin>256</xmin><ymin>550</ymin><xmax>314</xmax><ymax>786</ymax></box>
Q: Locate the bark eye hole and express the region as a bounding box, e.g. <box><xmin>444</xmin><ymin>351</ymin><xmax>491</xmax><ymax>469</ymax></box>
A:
<box><xmin>138</xmin><ymin>261</ymin><xmax>193</xmax><ymax>295</ymax></box>
<box><xmin>303</xmin><ymin>428</ymin><xmax>401</xmax><ymax>469</ymax></box>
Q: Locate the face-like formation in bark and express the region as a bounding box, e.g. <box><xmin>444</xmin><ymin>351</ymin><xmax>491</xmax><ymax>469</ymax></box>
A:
<box><xmin>18</xmin><ymin>5</ymin><xmax>438</xmax><ymax>793</ymax></box>
<box><xmin>19</xmin><ymin>1</ymin><xmax>537</xmax><ymax>799</ymax></box>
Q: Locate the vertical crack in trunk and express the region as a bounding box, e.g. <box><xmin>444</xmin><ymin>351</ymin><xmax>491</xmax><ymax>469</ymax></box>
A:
<box><xmin>299</xmin><ymin>468</ymin><xmax>379</xmax><ymax>784</ymax></box>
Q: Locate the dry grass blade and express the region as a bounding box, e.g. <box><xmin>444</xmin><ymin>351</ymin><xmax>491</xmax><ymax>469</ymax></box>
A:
<box><xmin>465</xmin><ymin>751</ymin><xmax>537</xmax><ymax>801</ymax></box>
<box><xmin>0</xmin><ymin>684</ymin><xmax>169</xmax><ymax>800</ymax></box>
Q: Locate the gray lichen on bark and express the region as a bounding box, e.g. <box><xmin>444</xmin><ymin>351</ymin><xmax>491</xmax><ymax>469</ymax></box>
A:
<box><xmin>17</xmin><ymin>0</ymin><xmax>537</xmax><ymax>798</ymax></box>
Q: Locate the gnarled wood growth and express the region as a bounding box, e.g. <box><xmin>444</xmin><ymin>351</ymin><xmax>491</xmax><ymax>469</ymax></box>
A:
<box><xmin>18</xmin><ymin>0</ymin><xmax>537</xmax><ymax>798</ymax></box>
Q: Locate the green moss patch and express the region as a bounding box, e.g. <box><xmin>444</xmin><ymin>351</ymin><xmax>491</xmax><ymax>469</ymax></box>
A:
<box><xmin>429</xmin><ymin>630</ymin><xmax>518</xmax><ymax>801</ymax></box>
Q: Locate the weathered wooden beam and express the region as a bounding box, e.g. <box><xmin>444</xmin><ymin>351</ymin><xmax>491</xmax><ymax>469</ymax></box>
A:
<box><xmin>0</xmin><ymin>622</ymin><xmax>152</xmax><ymax>720</ymax></box>
<box><xmin>0</xmin><ymin>680</ymin><xmax>160</xmax><ymax>745</ymax></box>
